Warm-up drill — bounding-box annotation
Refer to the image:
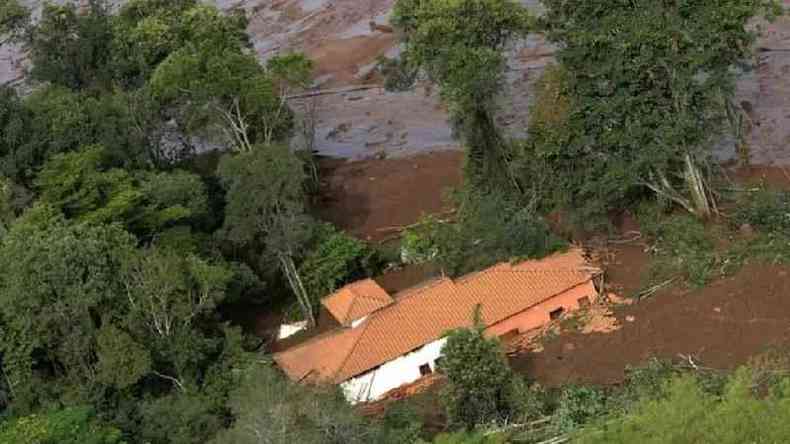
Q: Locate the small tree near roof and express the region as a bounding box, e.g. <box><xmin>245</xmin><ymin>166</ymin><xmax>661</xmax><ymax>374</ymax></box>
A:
<box><xmin>439</xmin><ymin>309</ymin><xmax>514</xmax><ymax>429</ymax></box>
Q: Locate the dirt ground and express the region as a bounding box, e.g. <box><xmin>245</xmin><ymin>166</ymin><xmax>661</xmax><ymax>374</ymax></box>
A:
<box><xmin>317</xmin><ymin>150</ymin><xmax>463</xmax><ymax>242</ymax></box>
<box><xmin>512</xmin><ymin>244</ymin><xmax>790</xmax><ymax>387</ymax></box>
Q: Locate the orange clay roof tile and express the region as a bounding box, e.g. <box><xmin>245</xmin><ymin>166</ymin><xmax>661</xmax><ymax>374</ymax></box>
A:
<box><xmin>274</xmin><ymin>248</ymin><xmax>599</xmax><ymax>384</ymax></box>
<box><xmin>321</xmin><ymin>279</ymin><xmax>394</xmax><ymax>326</ymax></box>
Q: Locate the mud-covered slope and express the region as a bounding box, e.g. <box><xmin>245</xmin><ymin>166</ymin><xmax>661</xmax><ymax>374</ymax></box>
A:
<box><xmin>2</xmin><ymin>0</ymin><xmax>789</xmax><ymax>163</ymax></box>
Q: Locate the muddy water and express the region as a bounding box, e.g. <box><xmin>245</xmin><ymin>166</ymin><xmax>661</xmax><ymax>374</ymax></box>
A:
<box><xmin>3</xmin><ymin>0</ymin><xmax>789</xmax><ymax>164</ymax></box>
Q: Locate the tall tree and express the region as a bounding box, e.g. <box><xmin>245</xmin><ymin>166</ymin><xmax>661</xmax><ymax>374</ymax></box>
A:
<box><xmin>212</xmin><ymin>362</ymin><xmax>377</xmax><ymax>444</ymax></box>
<box><xmin>530</xmin><ymin>0</ymin><xmax>782</xmax><ymax>220</ymax></box>
<box><xmin>151</xmin><ymin>50</ymin><xmax>311</xmax><ymax>153</ymax></box>
<box><xmin>0</xmin><ymin>208</ymin><xmax>137</xmax><ymax>411</ymax></box>
<box><xmin>0</xmin><ymin>0</ymin><xmax>28</xmax><ymax>46</ymax></box>
<box><xmin>28</xmin><ymin>2</ymin><xmax>115</xmax><ymax>91</ymax></box>
<box><xmin>217</xmin><ymin>145</ymin><xmax>316</xmax><ymax>325</ymax></box>
<box><xmin>440</xmin><ymin>323</ymin><xmax>515</xmax><ymax>428</ymax></box>
<box><xmin>392</xmin><ymin>0</ymin><xmax>533</xmax><ymax>192</ymax></box>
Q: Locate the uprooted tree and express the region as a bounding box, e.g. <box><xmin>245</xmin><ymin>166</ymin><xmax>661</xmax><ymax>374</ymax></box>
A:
<box><xmin>522</xmin><ymin>0</ymin><xmax>782</xmax><ymax>223</ymax></box>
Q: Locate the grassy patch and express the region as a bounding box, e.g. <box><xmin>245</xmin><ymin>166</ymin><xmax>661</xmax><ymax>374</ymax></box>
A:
<box><xmin>637</xmin><ymin>207</ymin><xmax>722</xmax><ymax>288</ymax></box>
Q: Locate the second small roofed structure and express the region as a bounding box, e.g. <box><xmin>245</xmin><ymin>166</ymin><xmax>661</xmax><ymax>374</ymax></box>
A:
<box><xmin>274</xmin><ymin>248</ymin><xmax>602</xmax><ymax>403</ymax></box>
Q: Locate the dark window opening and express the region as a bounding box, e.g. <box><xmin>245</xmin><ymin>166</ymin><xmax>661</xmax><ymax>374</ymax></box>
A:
<box><xmin>577</xmin><ymin>296</ymin><xmax>591</xmax><ymax>308</ymax></box>
<box><xmin>549</xmin><ymin>307</ymin><xmax>565</xmax><ymax>321</ymax></box>
<box><xmin>419</xmin><ymin>363</ymin><xmax>433</xmax><ymax>376</ymax></box>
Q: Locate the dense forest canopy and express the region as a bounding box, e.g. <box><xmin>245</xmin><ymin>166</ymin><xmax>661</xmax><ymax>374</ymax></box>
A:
<box><xmin>0</xmin><ymin>0</ymin><xmax>788</xmax><ymax>442</ymax></box>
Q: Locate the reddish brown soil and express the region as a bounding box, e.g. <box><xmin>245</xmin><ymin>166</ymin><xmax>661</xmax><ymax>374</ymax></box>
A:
<box><xmin>374</xmin><ymin>263</ymin><xmax>442</xmax><ymax>295</ymax></box>
<box><xmin>318</xmin><ymin>151</ymin><xmax>463</xmax><ymax>242</ymax></box>
<box><xmin>512</xmin><ymin>260</ymin><xmax>790</xmax><ymax>387</ymax></box>
<box><xmin>306</xmin><ymin>34</ymin><xmax>397</xmax><ymax>86</ymax></box>
<box><xmin>729</xmin><ymin>165</ymin><xmax>790</xmax><ymax>190</ymax></box>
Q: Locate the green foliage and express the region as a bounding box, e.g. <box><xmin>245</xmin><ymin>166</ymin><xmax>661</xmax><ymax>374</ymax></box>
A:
<box><xmin>137</xmin><ymin>392</ymin><xmax>225</xmax><ymax>444</ymax></box>
<box><xmin>519</xmin><ymin>0</ymin><xmax>781</xmax><ymax>222</ymax></box>
<box><xmin>734</xmin><ymin>188</ymin><xmax>790</xmax><ymax>233</ymax></box>
<box><xmin>3</xmin><ymin>87</ymin><xmax>151</xmax><ymax>183</ymax></box>
<box><xmin>401</xmin><ymin>214</ymin><xmax>442</xmax><ymax>265</ymax></box>
<box><xmin>96</xmin><ymin>324</ymin><xmax>152</xmax><ymax>389</ymax></box>
<box><xmin>213</xmin><ymin>362</ymin><xmax>378</xmax><ymax>444</ymax></box>
<box><xmin>36</xmin><ymin>145</ymin><xmax>142</xmax><ymax>225</ymax></box>
<box><xmin>405</xmin><ymin>190</ymin><xmax>564</xmax><ymax>276</ymax></box>
<box><xmin>392</xmin><ymin>0</ymin><xmax>533</xmax><ymax>191</ymax></box>
<box><xmin>0</xmin><ymin>0</ymin><xmax>28</xmax><ymax>44</ymax></box>
<box><xmin>426</xmin><ymin>430</ymin><xmax>505</xmax><ymax>444</ymax></box>
<box><xmin>0</xmin><ymin>214</ymin><xmax>136</xmax><ymax>411</ymax></box>
<box><xmin>377</xmin><ymin>403</ymin><xmax>424</xmax><ymax>444</ymax></box>
<box><xmin>0</xmin><ymin>407</ymin><xmax>124</xmax><ymax>444</ymax></box>
<box><xmin>137</xmin><ymin>169</ymin><xmax>210</xmax><ymax>232</ymax></box>
<box><xmin>29</xmin><ymin>2</ymin><xmax>115</xmax><ymax>91</ymax></box>
<box><xmin>112</xmin><ymin>0</ymin><xmax>248</xmax><ymax>88</ymax></box>
<box><xmin>440</xmin><ymin>326</ymin><xmax>514</xmax><ymax>428</ymax></box>
<box><xmin>574</xmin><ymin>367</ymin><xmax>790</xmax><ymax>444</ymax></box>
<box><xmin>217</xmin><ymin>145</ymin><xmax>311</xmax><ymax>252</ymax></box>
<box><xmin>727</xmin><ymin>188</ymin><xmax>790</xmax><ymax>264</ymax></box>
<box><xmin>36</xmin><ymin>145</ymin><xmax>208</xmax><ymax>235</ymax></box>
<box><xmin>0</xmin><ymin>87</ymin><xmax>31</xmax><ymax>178</ymax></box>
<box><xmin>638</xmin><ymin>210</ymin><xmax>719</xmax><ymax>288</ymax></box>
<box><xmin>0</xmin><ymin>176</ymin><xmax>30</xmax><ymax>237</ymax></box>
<box><xmin>551</xmin><ymin>386</ymin><xmax>606</xmax><ymax>434</ymax></box>
<box><xmin>299</xmin><ymin>223</ymin><xmax>381</xmax><ymax>304</ymax></box>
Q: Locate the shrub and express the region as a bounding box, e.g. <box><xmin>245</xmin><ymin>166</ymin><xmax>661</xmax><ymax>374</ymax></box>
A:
<box><xmin>299</xmin><ymin>223</ymin><xmax>382</xmax><ymax>304</ymax></box>
<box><xmin>404</xmin><ymin>189</ymin><xmax>564</xmax><ymax>277</ymax></box>
<box><xmin>551</xmin><ymin>386</ymin><xmax>606</xmax><ymax>434</ymax></box>
<box><xmin>574</xmin><ymin>367</ymin><xmax>790</xmax><ymax>444</ymax></box>
<box><xmin>638</xmin><ymin>210</ymin><xmax>718</xmax><ymax>288</ymax></box>
<box><xmin>440</xmin><ymin>326</ymin><xmax>514</xmax><ymax>428</ymax></box>
<box><xmin>734</xmin><ymin>189</ymin><xmax>790</xmax><ymax>232</ymax></box>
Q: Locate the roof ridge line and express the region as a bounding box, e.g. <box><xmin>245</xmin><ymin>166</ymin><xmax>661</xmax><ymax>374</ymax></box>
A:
<box><xmin>392</xmin><ymin>276</ymin><xmax>452</xmax><ymax>301</ymax></box>
<box><xmin>273</xmin><ymin>325</ymin><xmax>349</xmax><ymax>355</ymax></box>
<box><xmin>331</xmin><ymin>316</ymin><xmax>373</xmax><ymax>382</ymax></box>
<box><xmin>343</xmin><ymin>286</ymin><xmax>362</xmax><ymax>324</ymax></box>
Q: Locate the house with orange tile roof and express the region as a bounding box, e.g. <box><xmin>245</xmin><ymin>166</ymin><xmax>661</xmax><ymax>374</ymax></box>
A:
<box><xmin>273</xmin><ymin>248</ymin><xmax>601</xmax><ymax>403</ymax></box>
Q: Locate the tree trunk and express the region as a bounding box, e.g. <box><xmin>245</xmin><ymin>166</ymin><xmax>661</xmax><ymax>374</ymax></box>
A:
<box><xmin>278</xmin><ymin>253</ymin><xmax>316</xmax><ymax>327</ymax></box>
<box><xmin>683</xmin><ymin>152</ymin><xmax>713</xmax><ymax>219</ymax></box>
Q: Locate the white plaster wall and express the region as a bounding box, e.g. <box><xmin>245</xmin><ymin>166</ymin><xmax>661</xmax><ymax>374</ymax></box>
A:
<box><xmin>340</xmin><ymin>337</ymin><xmax>447</xmax><ymax>404</ymax></box>
<box><xmin>277</xmin><ymin>321</ymin><xmax>307</xmax><ymax>340</ymax></box>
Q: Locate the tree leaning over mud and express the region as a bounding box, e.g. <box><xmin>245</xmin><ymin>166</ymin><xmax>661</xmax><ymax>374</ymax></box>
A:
<box><xmin>522</xmin><ymin>0</ymin><xmax>783</xmax><ymax>223</ymax></box>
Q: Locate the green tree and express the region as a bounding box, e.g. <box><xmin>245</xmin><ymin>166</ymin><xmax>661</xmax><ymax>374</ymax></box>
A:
<box><xmin>36</xmin><ymin>145</ymin><xmax>209</xmax><ymax>235</ymax></box>
<box><xmin>28</xmin><ymin>2</ymin><xmax>114</xmax><ymax>91</ymax></box>
<box><xmin>298</xmin><ymin>223</ymin><xmax>381</xmax><ymax>305</ymax></box>
<box><xmin>440</xmin><ymin>323</ymin><xmax>514</xmax><ymax>428</ymax></box>
<box><xmin>0</xmin><ymin>210</ymin><xmax>137</xmax><ymax>411</ymax></box>
<box><xmin>392</xmin><ymin>0</ymin><xmax>533</xmax><ymax>192</ymax></box>
<box><xmin>217</xmin><ymin>145</ymin><xmax>316</xmax><ymax>325</ymax></box>
<box><xmin>0</xmin><ymin>0</ymin><xmax>29</xmax><ymax>46</ymax></box>
<box><xmin>6</xmin><ymin>87</ymin><xmax>150</xmax><ymax>183</ymax></box>
<box><xmin>425</xmin><ymin>431</ymin><xmax>505</xmax><ymax>444</ymax></box>
<box><xmin>528</xmin><ymin>0</ymin><xmax>782</xmax><ymax>221</ymax></box>
<box><xmin>36</xmin><ymin>145</ymin><xmax>142</xmax><ymax>225</ymax></box>
<box><xmin>575</xmin><ymin>368</ymin><xmax>790</xmax><ymax>443</ymax></box>
<box><xmin>212</xmin><ymin>362</ymin><xmax>376</xmax><ymax>444</ymax></box>
<box><xmin>95</xmin><ymin>324</ymin><xmax>152</xmax><ymax>390</ymax></box>
<box><xmin>403</xmin><ymin>190</ymin><xmax>562</xmax><ymax>276</ymax></box>
<box><xmin>0</xmin><ymin>87</ymin><xmax>30</xmax><ymax>174</ymax></box>
<box><xmin>110</xmin><ymin>0</ymin><xmax>248</xmax><ymax>88</ymax></box>
<box><xmin>122</xmin><ymin>248</ymin><xmax>233</xmax><ymax>390</ymax></box>
<box><xmin>0</xmin><ymin>407</ymin><xmax>125</xmax><ymax>444</ymax></box>
<box><xmin>152</xmin><ymin>49</ymin><xmax>309</xmax><ymax>152</ymax></box>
